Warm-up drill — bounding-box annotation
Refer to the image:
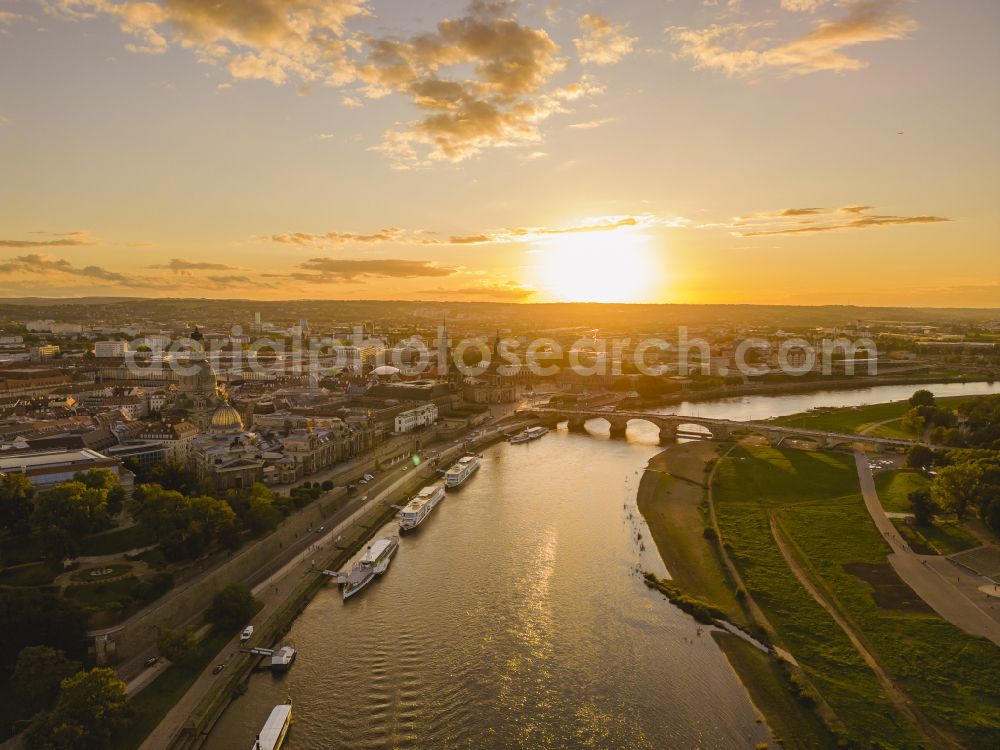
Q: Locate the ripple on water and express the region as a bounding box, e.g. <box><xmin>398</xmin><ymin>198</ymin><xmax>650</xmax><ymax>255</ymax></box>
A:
<box><xmin>203</xmin><ymin>433</ymin><xmax>772</xmax><ymax>750</ymax></box>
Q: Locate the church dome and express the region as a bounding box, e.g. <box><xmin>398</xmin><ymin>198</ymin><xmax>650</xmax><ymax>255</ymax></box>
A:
<box><xmin>210</xmin><ymin>403</ymin><xmax>244</xmax><ymax>433</ymax></box>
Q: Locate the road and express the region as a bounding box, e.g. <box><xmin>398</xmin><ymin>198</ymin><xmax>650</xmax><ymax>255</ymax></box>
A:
<box><xmin>854</xmin><ymin>451</ymin><xmax>1000</xmax><ymax>647</ymax></box>
<box><xmin>137</xmin><ymin>418</ymin><xmax>527</xmax><ymax>750</ymax></box>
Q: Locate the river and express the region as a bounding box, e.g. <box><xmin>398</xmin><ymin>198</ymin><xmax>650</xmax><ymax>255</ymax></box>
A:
<box><xmin>204</xmin><ymin>381</ymin><xmax>1000</xmax><ymax>750</ymax></box>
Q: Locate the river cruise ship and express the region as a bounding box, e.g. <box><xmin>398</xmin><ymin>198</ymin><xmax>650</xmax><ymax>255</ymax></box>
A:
<box><xmin>399</xmin><ymin>484</ymin><xmax>446</xmax><ymax>531</ymax></box>
<box><xmin>341</xmin><ymin>535</ymin><xmax>400</xmax><ymax>599</ymax></box>
<box><xmin>508</xmin><ymin>426</ymin><xmax>549</xmax><ymax>444</ymax></box>
<box><xmin>252</xmin><ymin>702</ymin><xmax>292</xmax><ymax>750</ymax></box>
<box><xmin>444</xmin><ymin>455</ymin><xmax>481</xmax><ymax>489</ymax></box>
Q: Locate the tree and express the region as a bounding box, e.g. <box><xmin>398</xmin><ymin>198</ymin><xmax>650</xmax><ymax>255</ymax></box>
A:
<box><xmin>144</xmin><ymin>458</ymin><xmax>200</xmax><ymax>495</ymax></box>
<box><xmin>11</xmin><ymin>646</ymin><xmax>82</xmax><ymax>719</ymax></box>
<box><xmin>245</xmin><ymin>484</ymin><xmax>281</xmax><ymax>536</ymax></box>
<box><xmin>73</xmin><ymin>469</ymin><xmax>126</xmax><ymax>517</ymax></box>
<box><xmin>909</xmin><ymin>389</ymin><xmax>936</xmax><ymax>408</ymax></box>
<box><xmin>901</xmin><ymin>407</ymin><xmax>926</xmax><ymax>436</ymax></box>
<box><xmin>32</xmin><ymin>481</ymin><xmax>112</xmax><ymax>539</ymax></box>
<box><xmin>0</xmin><ymin>472</ymin><xmax>35</xmax><ymax>534</ymax></box>
<box><xmin>932</xmin><ymin>463</ymin><xmax>984</xmax><ymax>520</ymax></box>
<box><xmin>205</xmin><ymin>584</ymin><xmax>258</xmax><ymax>632</ymax></box>
<box><xmin>908</xmin><ymin>490</ymin><xmax>938</xmax><ymax>527</ymax></box>
<box><xmin>24</xmin><ymin>668</ymin><xmax>130</xmax><ymax>750</ymax></box>
<box><xmin>156</xmin><ymin>626</ymin><xmax>198</xmax><ymax>666</ymax></box>
<box><xmin>905</xmin><ymin>445</ymin><xmax>936</xmax><ymax>471</ymax></box>
<box><xmin>0</xmin><ymin>590</ymin><xmax>88</xmax><ymax>672</ymax></box>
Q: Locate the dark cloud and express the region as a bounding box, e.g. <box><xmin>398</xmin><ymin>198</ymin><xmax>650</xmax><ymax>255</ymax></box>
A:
<box><xmin>295</xmin><ymin>257</ymin><xmax>457</xmax><ymax>281</ymax></box>
<box><xmin>149</xmin><ymin>258</ymin><xmax>243</xmax><ymax>275</ymax></box>
<box><xmin>0</xmin><ymin>231</ymin><xmax>95</xmax><ymax>248</ymax></box>
<box><xmin>735</xmin><ymin>206</ymin><xmax>950</xmax><ymax>237</ymax></box>
<box><xmin>0</xmin><ymin>253</ymin><xmax>129</xmax><ymax>283</ymax></box>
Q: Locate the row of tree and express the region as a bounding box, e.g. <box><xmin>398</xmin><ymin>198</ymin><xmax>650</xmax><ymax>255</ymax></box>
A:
<box><xmin>904</xmin><ymin>392</ymin><xmax>1000</xmax><ymax>533</ymax></box>
<box><xmin>0</xmin><ymin>469</ymin><xmax>126</xmax><ymax>562</ymax></box>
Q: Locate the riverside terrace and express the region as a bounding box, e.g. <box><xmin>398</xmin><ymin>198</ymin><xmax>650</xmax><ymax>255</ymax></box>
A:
<box><xmin>520</xmin><ymin>407</ymin><xmax>927</xmax><ymax>451</ymax></box>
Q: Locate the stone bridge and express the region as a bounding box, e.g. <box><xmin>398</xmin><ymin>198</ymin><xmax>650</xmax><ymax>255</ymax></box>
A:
<box><xmin>521</xmin><ymin>408</ymin><xmax>922</xmax><ymax>451</ymax></box>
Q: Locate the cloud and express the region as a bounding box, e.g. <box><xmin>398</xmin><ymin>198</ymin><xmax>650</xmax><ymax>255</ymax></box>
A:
<box><xmin>0</xmin><ymin>231</ymin><xmax>95</xmax><ymax>248</ymax></box>
<box><xmin>361</xmin><ymin>1</ymin><xmax>601</xmax><ymax>165</ymax></box>
<box><xmin>781</xmin><ymin>0</ymin><xmax>828</xmax><ymax>11</ymax></box>
<box><xmin>149</xmin><ymin>258</ymin><xmax>243</xmax><ymax>275</ymax></box>
<box><xmin>0</xmin><ymin>253</ymin><xmax>129</xmax><ymax>283</ymax></box>
<box><xmin>670</xmin><ymin>0</ymin><xmax>916</xmax><ymax>76</ymax></box>
<box><xmin>48</xmin><ymin>0</ymin><xmax>366</xmax><ymax>84</ymax></box>
<box><xmin>421</xmin><ymin>281</ymin><xmax>536</xmax><ymax>300</ymax></box>
<box><xmin>733</xmin><ymin>205</ymin><xmax>950</xmax><ymax>237</ymax></box>
<box><xmin>569</xmin><ymin>117</ymin><xmax>616</xmax><ymax>130</ymax></box>
<box><xmin>573</xmin><ymin>14</ymin><xmax>636</xmax><ymax>66</ymax></box>
<box><xmin>447</xmin><ymin>214</ymin><xmax>684</xmax><ymax>244</ymax></box>
<box><xmin>294</xmin><ymin>257</ymin><xmax>457</xmax><ymax>281</ymax></box>
<box><xmin>49</xmin><ymin>0</ymin><xmax>608</xmax><ymax>166</ymax></box>
<box><xmin>269</xmin><ymin>227</ymin><xmax>411</xmax><ymax>246</ymax></box>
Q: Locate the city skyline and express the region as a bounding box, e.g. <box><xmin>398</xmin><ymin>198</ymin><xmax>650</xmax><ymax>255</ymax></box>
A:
<box><xmin>1</xmin><ymin>0</ymin><xmax>998</xmax><ymax>305</ymax></box>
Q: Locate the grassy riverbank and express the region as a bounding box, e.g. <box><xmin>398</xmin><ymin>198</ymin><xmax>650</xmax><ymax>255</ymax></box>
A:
<box><xmin>636</xmin><ymin>443</ymin><xmax>837</xmax><ymax>748</ymax></box>
<box><xmin>639</xmin><ymin>440</ymin><xmax>1000</xmax><ymax>747</ymax></box>
<box><xmin>714</xmin><ymin>445</ymin><xmax>1000</xmax><ymax>748</ymax></box>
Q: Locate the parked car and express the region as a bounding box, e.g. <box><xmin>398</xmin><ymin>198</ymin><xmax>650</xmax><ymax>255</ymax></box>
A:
<box><xmin>212</xmin><ymin>664</ymin><xmax>225</xmax><ymax>675</ymax></box>
<box><xmin>144</xmin><ymin>657</ymin><xmax>158</xmax><ymax>668</ymax></box>
<box><xmin>240</xmin><ymin>625</ymin><xmax>254</xmax><ymax>643</ymax></box>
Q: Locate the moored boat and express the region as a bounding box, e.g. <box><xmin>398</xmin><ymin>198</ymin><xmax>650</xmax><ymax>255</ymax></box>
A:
<box><xmin>444</xmin><ymin>455</ymin><xmax>481</xmax><ymax>489</ymax></box>
<box><xmin>508</xmin><ymin>426</ymin><xmax>549</xmax><ymax>444</ymax></box>
<box><xmin>341</xmin><ymin>535</ymin><xmax>400</xmax><ymax>599</ymax></box>
<box><xmin>399</xmin><ymin>484</ymin><xmax>445</xmax><ymax>531</ymax></box>
<box><xmin>269</xmin><ymin>645</ymin><xmax>297</xmax><ymax>673</ymax></box>
<box><xmin>252</xmin><ymin>702</ymin><xmax>292</xmax><ymax>750</ymax></box>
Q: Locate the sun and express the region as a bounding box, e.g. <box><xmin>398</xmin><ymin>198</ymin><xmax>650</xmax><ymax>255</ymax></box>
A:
<box><xmin>532</xmin><ymin>229</ymin><xmax>663</xmax><ymax>303</ymax></box>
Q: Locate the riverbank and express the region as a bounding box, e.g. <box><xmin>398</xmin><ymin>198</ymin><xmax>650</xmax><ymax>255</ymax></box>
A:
<box><xmin>164</xmin><ymin>417</ymin><xmax>534</xmax><ymax>750</ymax></box>
<box><xmin>632</xmin><ymin>372</ymin><xmax>992</xmax><ymax>412</ymax></box>
<box><xmin>636</xmin><ymin>443</ymin><xmax>838</xmax><ymax>748</ymax></box>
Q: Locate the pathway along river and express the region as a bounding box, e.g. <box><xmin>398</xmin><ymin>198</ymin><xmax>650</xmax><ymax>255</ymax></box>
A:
<box><xmin>204</xmin><ymin>381</ymin><xmax>1000</xmax><ymax>750</ymax></box>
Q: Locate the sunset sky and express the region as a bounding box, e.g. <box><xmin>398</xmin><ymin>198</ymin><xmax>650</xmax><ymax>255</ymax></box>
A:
<box><xmin>1</xmin><ymin>0</ymin><xmax>997</xmax><ymax>305</ymax></box>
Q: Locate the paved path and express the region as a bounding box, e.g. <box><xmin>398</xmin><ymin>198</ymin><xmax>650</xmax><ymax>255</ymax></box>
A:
<box><xmin>854</xmin><ymin>451</ymin><xmax>1000</xmax><ymax>646</ymax></box>
<box><xmin>769</xmin><ymin>514</ymin><xmax>959</xmax><ymax>749</ymax></box>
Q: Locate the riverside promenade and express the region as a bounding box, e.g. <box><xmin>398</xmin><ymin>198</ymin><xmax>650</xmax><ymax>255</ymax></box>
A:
<box><xmin>139</xmin><ymin>418</ymin><xmax>529</xmax><ymax>750</ymax></box>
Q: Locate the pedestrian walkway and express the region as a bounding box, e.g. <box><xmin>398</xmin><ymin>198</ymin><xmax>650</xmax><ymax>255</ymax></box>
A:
<box><xmin>854</xmin><ymin>451</ymin><xmax>1000</xmax><ymax>646</ymax></box>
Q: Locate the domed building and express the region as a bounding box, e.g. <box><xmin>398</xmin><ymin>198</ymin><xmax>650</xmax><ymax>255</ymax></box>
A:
<box><xmin>210</xmin><ymin>402</ymin><xmax>244</xmax><ymax>434</ymax></box>
<box><xmin>170</xmin><ymin>357</ymin><xmax>223</xmax><ymax>431</ymax></box>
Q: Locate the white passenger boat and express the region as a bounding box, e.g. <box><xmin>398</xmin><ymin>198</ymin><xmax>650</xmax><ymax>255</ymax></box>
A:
<box><xmin>399</xmin><ymin>484</ymin><xmax>445</xmax><ymax>531</ymax></box>
<box><xmin>508</xmin><ymin>426</ymin><xmax>549</xmax><ymax>444</ymax></box>
<box><xmin>252</xmin><ymin>702</ymin><xmax>292</xmax><ymax>750</ymax></box>
<box><xmin>269</xmin><ymin>645</ymin><xmax>297</xmax><ymax>673</ymax></box>
<box><xmin>340</xmin><ymin>535</ymin><xmax>400</xmax><ymax>599</ymax></box>
<box><xmin>443</xmin><ymin>455</ymin><xmax>481</xmax><ymax>489</ymax></box>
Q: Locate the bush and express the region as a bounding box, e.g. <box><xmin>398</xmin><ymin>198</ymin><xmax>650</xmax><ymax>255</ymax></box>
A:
<box><xmin>702</xmin><ymin>527</ymin><xmax>718</xmax><ymax>541</ymax></box>
<box><xmin>205</xmin><ymin>584</ymin><xmax>258</xmax><ymax>632</ymax></box>
<box><xmin>131</xmin><ymin>572</ymin><xmax>175</xmax><ymax>606</ymax></box>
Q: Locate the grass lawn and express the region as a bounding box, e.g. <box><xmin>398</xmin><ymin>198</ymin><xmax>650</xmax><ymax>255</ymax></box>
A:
<box><xmin>772</xmin><ymin>400</ymin><xmax>917</xmax><ymax>436</ymax></box>
<box><xmin>79</xmin><ymin>525</ymin><xmax>155</xmax><ymax>557</ymax></box>
<box><xmin>713</xmin><ymin>632</ymin><xmax>837</xmax><ymax>749</ymax></box>
<box><xmin>117</xmin><ymin>629</ymin><xmax>235</xmax><ymax>750</ymax></box>
<box><xmin>716</xmin><ymin>445</ymin><xmax>1000</xmax><ymax>748</ymax></box>
<box><xmin>874</xmin><ymin>470</ymin><xmax>930</xmax><ymax>513</ymax></box>
<box><xmin>891</xmin><ymin>517</ymin><xmax>980</xmax><ymax>556</ymax></box>
<box><xmin>771</xmin><ymin>394</ymin><xmax>981</xmax><ymax>439</ymax></box>
<box><xmin>0</xmin><ymin>535</ymin><xmax>42</xmax><ymax>566</ymax></box>
<box><xmin>0</xmin><ymin>562</ymin><xmax>56</xmax><ymax>587</ymax></box>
